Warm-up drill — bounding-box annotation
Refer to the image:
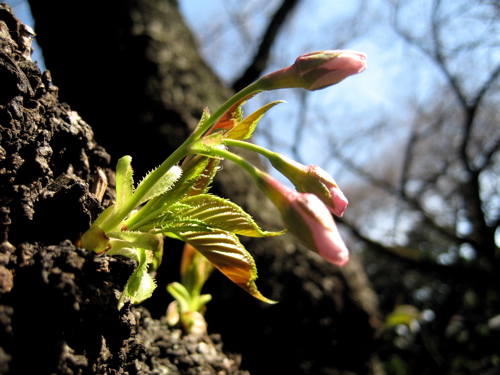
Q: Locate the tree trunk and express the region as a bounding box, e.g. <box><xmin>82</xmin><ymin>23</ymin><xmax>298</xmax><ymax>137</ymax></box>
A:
<box><xmin>0</xmin><ymin>4</ymin><xmax>248</xmax><ymax>374</ymax></box>
<box><xmin>0</xmin><ymin>1</ymin><xmax>383</xmax><ymax>374</ymax></box>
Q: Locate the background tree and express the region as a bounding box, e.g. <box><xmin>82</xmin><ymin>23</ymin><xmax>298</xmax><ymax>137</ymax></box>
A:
<box><xmin>179</xmin><ymin>0</ymin><xmax>500</xmax><ymax>373</ymax></box>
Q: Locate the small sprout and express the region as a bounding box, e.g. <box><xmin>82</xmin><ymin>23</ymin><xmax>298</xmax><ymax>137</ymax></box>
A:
<box><xmin>166</xmin><ymin>244</ymin><xmax>213</xmax><ymax>334</ymax></box>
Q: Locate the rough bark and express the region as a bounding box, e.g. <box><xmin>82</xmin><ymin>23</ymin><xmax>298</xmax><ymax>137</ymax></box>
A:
<box><xmin>0</xmin><ymin>5</ymin><xmax>248</xmax><ymax>374</ymax></box>
<box><xmin>1</xmin><ymin>1</ymin><xmax>383</xmax><ymax>374</ymax></box>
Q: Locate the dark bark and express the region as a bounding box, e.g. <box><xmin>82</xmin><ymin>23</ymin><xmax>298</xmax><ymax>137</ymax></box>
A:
<box><xmin>4</xmin><ymin>1</ymin><xmax>384</xmax><ymax>374</ymax></box>
<box><xmin>0</xmin><ymin>5</ymin><xmax>248</xmax><ymax>374</ymax></box>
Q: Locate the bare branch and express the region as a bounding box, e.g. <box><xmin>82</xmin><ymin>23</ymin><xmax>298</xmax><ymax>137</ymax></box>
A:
<box><xmin>328</xmin><ymin>144</ymin><xmax>465</xmax><ymax>245</ymax></box>
<box><xmin>232</xmin><ymin>0</ymin><xmax>300</xmax><ymax>91</ymax></box>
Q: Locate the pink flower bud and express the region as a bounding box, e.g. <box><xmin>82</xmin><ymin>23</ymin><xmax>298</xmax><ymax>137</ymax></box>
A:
<box><xmin>307</xmin><ymin>165</ymin><xmax>348</xmax><ymax>217</ymax></box>
<box><xmin>268</xmin><ymin>154</ymin><xmax>348</xmax><ymax>217</ymax></box>
<box><xmin>257</xmin><ymin>173</ymin><xmax>349</xmax><ymax>266</ymax></box>
<box><xmin>258</xmin><ymin>50</ymin><xmax>367</xmax><ymax>91</ymax></box>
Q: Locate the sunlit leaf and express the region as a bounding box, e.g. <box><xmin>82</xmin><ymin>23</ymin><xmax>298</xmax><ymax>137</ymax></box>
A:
<box><xmin>115</xmin><ymin>156</ymin><xmax>134</xmax><ymax>210</ymax></box>
<box><xmin>182</xmin><ymin>156</ymin><xmax>220</xmax><ymax>197</ymax></box>
<box><xmin>135</xmin><ymin>165</ymin><xmax>182</xmax><ymax>205</ymax></box>
<box><xmin>207</xmin><ymin>101</ymin><xmax>244</xmax><ymax>136</ymax></box>
<box><xmin>117</xmin><ymin>247</ymin><xmax>156</xmax><ymax>309</ymax></box>
<box><xmin>179</xmin><ymin>194</ymin><xmax>285</xmax><ymax>237</ymax></box>
<box><xmin>192</xmin><ymin>107</ymin><xmax>211</xmax><ymax>134</ymax></box>
<box><xmin>227</xmin><ymin>100</ymin><xmax>285</xmax><ymax>140</ymax></box>
<box><xmin>134</xmin><ymin>193</ymin><xmax>285</xmax><ymax>237</ymax></box>
<box><xmin>177</xmin><ymin>229</ymin><xmax>276</xmax><ymax>304</ymax></box>
<box><xmin>133</xmin><ymin>211</ymin><xmax>213</xmax><ymax>233</ymax></box>
<box><xmin>167</xmin><ymin>282</ymin><xmax>191</xmax><ymax>312</ymax></box>
<box><xmin>203</xmin><ymin>92</ymin><xmax>257</xmax><ymax>137</ymax></box>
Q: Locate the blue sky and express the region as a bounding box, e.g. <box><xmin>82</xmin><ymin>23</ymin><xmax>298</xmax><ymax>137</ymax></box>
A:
<box><xmin>5</xmin><ymin>0</ymin><xmax>500</xmax><ymax>247</ymax></box>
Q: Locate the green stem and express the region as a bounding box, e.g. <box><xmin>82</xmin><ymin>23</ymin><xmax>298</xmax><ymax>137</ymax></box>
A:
<box><xmin>101</xmin><ymin>144</ymin><xmax>190</xmax><ymax>233</ymax></box>
<box><xmin>100</xmin><ymin>82</ymin><xmax>263</xmax><ymax>233</ymax></box>
<box><xmin>194</xmin><ymin>145</ymin><xmax>262</xmax><ymax>182</ymax></box>
<box><xmin>223</xmin><ymin>139</ymin><xmax>278</xmax><ymax>160</ymax></box>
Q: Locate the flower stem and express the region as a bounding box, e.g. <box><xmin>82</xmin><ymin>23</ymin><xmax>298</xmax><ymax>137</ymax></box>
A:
<box><xmin>193</xmin><ymin>144</ymin><xmax>262</xmax><ymax>182</ymax></box>
<box><xmin>223</xmin><ymin>139</ymin><xmax>278</xmax><ymax>160</ymax></box>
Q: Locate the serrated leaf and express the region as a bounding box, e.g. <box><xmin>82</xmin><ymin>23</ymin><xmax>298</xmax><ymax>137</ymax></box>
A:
<box><xmin>227</xmin><ymin>100</ymin><xmax>285</xmax><ymax>140</ymax></box>
<box><xmin>135</xmin><ymin>165</ymin><xmax>182</xmax><ymax>205</ymax></box>
<box><xmin>106</xmin><ymin>238</ymin><xmax>141</xmax><ymax>261</ymax></box>
<box><xmin>115</xmin><ymin>156</ymin><xmax>134</xmax><ymax>210</ymax></box>
<box><xmin>206</xmin><ymin>101</ymin><xmax>244</xmax><ymax>136</ymax></box>
<box><xmin>140</xmin><ymin>155</ymin><xmax>219</xmax><ymax>215</ymax></box>
<box><xmin>133</xmin><ymin>211</ymin><xmax>213</xmax><ymax>233</ymax></box>
<box><xmin>182</xmin><ymin>157</ymin><xmax>220</xmax><ymax>197</ymax></box>
<box><xmin>177</xmin><ymin>229</ymin><xmax>276</xmax><ymax>304</ymax></box>
<box><xmin>193</xmin><ymin>107</ymin><xmax>212</xmax><ymax>133</ymax></box>
<box><xmin>203</xmin><ymin>92</ymin><xmax>257</xmax><ymax>137</ymax></box>
<box><xmin>179</xmin><ymin>194</ymin><xmax>285</xmax><ymax>237</ymax></box>
<box><xmin>117</xmin><ymin>247</ymin><xmax>157</xmax><ymax>309</ymax></box>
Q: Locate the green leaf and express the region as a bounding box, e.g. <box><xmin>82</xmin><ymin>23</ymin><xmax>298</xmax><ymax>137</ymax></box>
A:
<box><xmin>106</xmin><ymin>231</ymin><xmax>164</xmax><ymax>271</ymax></box>
<box><xmin>180</xmin><ymin>155</ymin><xmax>220</xmax><ymax>197</ymax></box>
<box><xmin>186</xmin><ymin>158</ymin><xmax>220</xmax><ymax>196</ymax></box>
<box><xmin>92</xmin><ymin>205</ymin><xmax>116</xmax><ymax>228</ymax></box>
<box><xmin>206</xmin><ymin>101</ymin><xmax>244</xmax><ymax>136</ymax></box>
<box><xmin>135</xmin><ymin>165</ymin><xmax>182</xmax><ymax>205</ymax></box>
<box><xmin>178</xmin><ymin>194</ymin><xmax>285</xmax><ymax>237</ymax></box>
<box><xmin>227</xmin><ymin>100</ymin><xmax>284</xmax><ymax>140</ymax></box>
<box><xmin>115</xmin><ymin>156</ymin><xmax>134</xmax><ymax>210</ymax></box>
<box><xmin>117</xmin><ymin>247</ymin><xmax>157</xmax><ymax>310</ymax></box>
<box><xmin>130</xmin><ymin>156</ymin><xmax>220</xmax><ymax>229</ymax></box>
<box><xmin>167</xmin><ymin>282</ymin><xmax>191</xmax><ymax>313</ymax></box>
<box><xmin>196</xmin><ymin>294</ymin><xmax>212</xmax><ymax>310</ymax></box>
<box><xmin>192</xmin><ymin>107</ymin><xmax>212</xmax><ymax>134</ymax></box>
<box><xmin>134</xmin><ymin>193</ymin><xmax>285</xmax><ymax>237</ymax></box>
<box><xmin>106</xmin><ymin>238</ymin><xmax>141</xmax><ymax>262</ymax></box>
<box><xmin>177</xmin><ymin>229</ymin><xmax>276</xmax><ymax>304</ymax></box>
<box><xmin>133</xmin><ymin>212</ymin><xmax>213</xmax><ymax>233</ymax></box>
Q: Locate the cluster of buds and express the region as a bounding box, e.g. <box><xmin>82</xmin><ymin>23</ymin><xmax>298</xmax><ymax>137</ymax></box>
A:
<box><xmin>230</xmin><ymin>49</ymin><xmax>366</xmax><ymax>267</ymax></box>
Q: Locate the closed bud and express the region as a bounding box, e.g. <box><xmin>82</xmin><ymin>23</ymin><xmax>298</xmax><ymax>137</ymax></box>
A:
<box><xmin>258</xmin><ymin>50</ymin><xmax>367</xmax><ymax>91</ymax></box>
<box><xmin>256</xmin><ymin>172</ymin><xmax>349</xmax><ymax>266</ymax></box>
<box><xmin>268</xmin><ymin>154</ymin><xmax>348</xmax><ymax>217</ymax></box>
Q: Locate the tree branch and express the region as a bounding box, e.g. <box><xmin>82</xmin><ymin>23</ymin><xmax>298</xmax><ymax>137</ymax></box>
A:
<box><xmin>231</xmin><ymin>0</ymin><xmax>300</xmax><ymax>91</ymax></box>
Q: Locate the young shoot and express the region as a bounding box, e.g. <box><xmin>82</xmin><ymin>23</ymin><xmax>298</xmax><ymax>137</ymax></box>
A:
<box><xmin>77</xmin><ymin>50</ymin><xmax>366</xmax><ymax>312</ymax></box>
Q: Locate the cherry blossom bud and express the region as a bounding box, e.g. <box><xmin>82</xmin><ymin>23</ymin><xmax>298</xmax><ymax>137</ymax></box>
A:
<box><xmin>268</xmin><ymin>154</ymin><xmax>348</xmax><ymax>217</ymax></box>
<box><xmin>256</xmin><ymin>172</ymin><xmax>349</xmax><ymax>266</ymax></box>
<box><xmin>258</xmin><ymin>50</ymin><xmax>367</xmax><ymax>91</ymax></box>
